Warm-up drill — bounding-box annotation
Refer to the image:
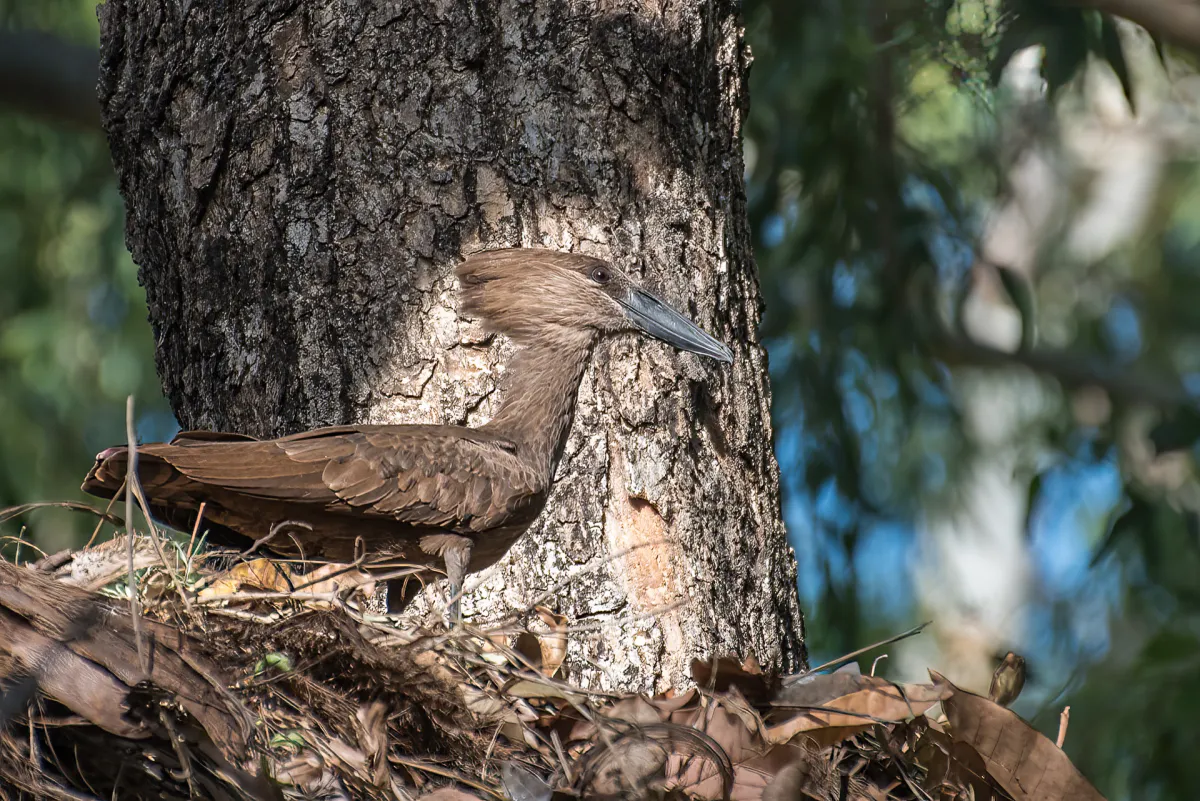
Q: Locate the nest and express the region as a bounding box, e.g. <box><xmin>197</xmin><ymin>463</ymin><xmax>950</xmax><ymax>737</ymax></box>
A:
<box><xmin>0</xmin><ymin>527</ymin><xmax>1105</xmax><ymax>801</ymax></box>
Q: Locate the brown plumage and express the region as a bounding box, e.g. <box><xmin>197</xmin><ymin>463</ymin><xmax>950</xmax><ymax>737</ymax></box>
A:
<box><xmin>82</xmin><ymin>248</ymin><xmax>733</xmax><ymax>618</ymax></box>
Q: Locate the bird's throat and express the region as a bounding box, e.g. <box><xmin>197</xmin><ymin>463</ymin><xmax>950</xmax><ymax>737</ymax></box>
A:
<box><xmin>481</xmin><ymin>336</ymin><xmax>595</xmax><ymax>481</ymax></box>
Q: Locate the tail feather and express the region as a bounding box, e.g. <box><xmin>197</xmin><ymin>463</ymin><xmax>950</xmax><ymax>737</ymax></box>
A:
<box><xmin>81</xmin><ymin>447</ymin><xmax>197</xmax><ymax>500</ymax></box>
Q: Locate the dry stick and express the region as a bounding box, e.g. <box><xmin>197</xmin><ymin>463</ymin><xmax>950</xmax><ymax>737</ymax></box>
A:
<box><xmin>182</xmin><ymin>502</ymin><xmax>208</xmax><ymax>621</ymax></box>
<box><xmin>87</xmin><ymin>490</ymin><xmax>124</xmax><ymax>548</ymax></box>
<box><xmin>1056</xmin><ymin>706</ymin><xmax>1071</xmax><ymax>748</ymax></box>
<box><xmin>551</xmin><ymin>729</ymin><xmax>573</xmax><ymax>785</ymax></box>
<box><xmin>480</xmin><ymin>723</ymin><xmax>504</xmax><ymax>783</ymax></box>
<box><xmin>128</xmin><ymin>469</ymin><xmax>195</xmax><ymax>616</ymax></box>
<box><xmin>0</xmin><ymin>501</ymin><xmax>124</xmax><ymax>529</ymax></box>
<box><xmin>186</xmin><ymin>501</ymin><xmax>207</xmax><ymax>562</ymax></box>
<box><xmin>158</xmin><ymin>708</ymin><xmax>201</xmax><ymax>799</ymax></box>
<box><xmin>797</xmin><ymin>621</ymin><xmax>930</xmax><ymax>677</ymax></box>
<box><xmin>388</xmin><ymin>756</ymin><xmax>505</xmax><ymax>801</ymax></box>
<box><xmin>124</xmin><ymin>396</ymin><xmax>147</xmax><ymax>674</ymax></box>
<box><xmin>0</xmin><ymin>529</ymin><xmax>45</xmax><ymax>565</ymax></box>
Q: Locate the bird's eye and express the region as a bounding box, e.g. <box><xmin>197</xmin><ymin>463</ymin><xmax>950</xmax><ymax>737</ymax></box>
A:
<box><xmin>590</xmin><ymin>266</ymin><xmax>612</xmax><ymax>284</ymax></box>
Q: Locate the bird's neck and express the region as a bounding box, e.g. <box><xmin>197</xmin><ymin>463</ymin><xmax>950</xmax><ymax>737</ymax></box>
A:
<box><xmin>482</xmin><ymin>333</ymin><xmax>596</xmax><ymax>480</ymax></box>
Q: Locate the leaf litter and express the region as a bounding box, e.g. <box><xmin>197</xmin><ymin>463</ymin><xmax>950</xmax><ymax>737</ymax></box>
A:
<box><xmin>0</xmin><ymin>527</ymin><xmax>1108</xmax><ymax>801</ymax></box>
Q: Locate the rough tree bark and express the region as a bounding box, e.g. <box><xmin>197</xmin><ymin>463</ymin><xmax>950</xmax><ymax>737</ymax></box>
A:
<box><xmin>97</xmin><ymin>0</ymin><xmax>803</xmax><ymax>690</ymax></box>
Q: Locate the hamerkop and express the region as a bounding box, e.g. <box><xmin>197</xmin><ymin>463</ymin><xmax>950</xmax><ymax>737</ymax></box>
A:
<box><xmin>82</xmin><ymin>248</ymin><xmax>733</xmax><ymax>618</ymax></box>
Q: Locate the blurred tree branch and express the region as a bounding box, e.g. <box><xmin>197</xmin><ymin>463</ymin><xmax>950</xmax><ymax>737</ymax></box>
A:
<box><xmin>1066</xmin><ymin>0</ymin><xmax>1200</xmax><ymax>51</ymax></box>
<box><xmin>932</xmin><ymin>331</ymin><xmax>1194</xmax><ymax>410</ymax></box>
<box><xmin>0</xmin><ymin>29</ymin><xmax>100</xmax><ymax>130</ymax></box>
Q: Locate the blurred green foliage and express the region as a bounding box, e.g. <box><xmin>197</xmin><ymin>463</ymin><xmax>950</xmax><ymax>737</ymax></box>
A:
<box><xmin>0</xmin><ymin>0</ymin><xmax>172</xmax><ymax>554</ymax></box>
<box><xmin>744</xmin><ymin>0</ymin><xmax>1200</xmax><ymax>798</ymax></box>
<box><xmin>2</xmin><ymin>0</ymin><xmax>1199</xmax><ymax>797</ymax></box>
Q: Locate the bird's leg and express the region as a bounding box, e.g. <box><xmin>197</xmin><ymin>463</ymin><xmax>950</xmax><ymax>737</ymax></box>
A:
<box><xmin>442</xmin><ymin>536</ymin><xmax>473</xmax><ymax>626</ymax></box>
<box><xmin>417</xmin><ymin>533</ymin><xmax>475</xmax><ymax>626</ymax></box>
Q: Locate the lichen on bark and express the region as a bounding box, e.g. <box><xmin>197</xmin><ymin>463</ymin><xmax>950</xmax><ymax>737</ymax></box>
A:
<box><xmin>98</xmin><ymin>0</ymin><xmax>804</xmax><ymax>690</ymax></box>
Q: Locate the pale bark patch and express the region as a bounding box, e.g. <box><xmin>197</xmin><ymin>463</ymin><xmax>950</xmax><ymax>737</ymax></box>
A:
<box><xmin>604</xmin><ymin>441</ymin><xmax>685</xmax><ymax>657</ymax></box>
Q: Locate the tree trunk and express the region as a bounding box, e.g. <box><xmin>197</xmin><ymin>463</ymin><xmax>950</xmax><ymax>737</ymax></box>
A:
<box><xmin>97</xmin><ymin>0</ymin><xmax>803</xmax><ymax>690</ymax></box>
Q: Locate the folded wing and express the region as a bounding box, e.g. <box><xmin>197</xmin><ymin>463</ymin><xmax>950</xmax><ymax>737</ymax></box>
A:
<box><xmin>85</xmin><ymin>424</ymin><xmax>541</xmax><ymax>536</ymax></box>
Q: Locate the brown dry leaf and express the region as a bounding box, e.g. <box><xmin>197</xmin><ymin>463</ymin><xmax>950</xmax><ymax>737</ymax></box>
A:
<box><xmin>761</xmin><ymin>759</ymin><xmax>813</xmax><ymax>801</ymax></box>
<box><xmin>667</xmin><ymin>697</ymin><xmax>810</xmax><ymax>800</ymax></box>
<box><xmin>322</xmin><ymin>735</ymin><xmax>372</xmax><ymax>782</ymax></box>
<box><xmin>719</xmin><ymin>685</ymin><xmax>769</xmax><ymax>740</ymax></box>
<box><xmin>198</xmin><ymin>558</ymin><xmax>291</xmax><ymax>600</ymax></box>
<box><xmin>513</xmin><ymin>631</ymin><xmax>543</xmax><ymax>670</ymax></box>
<box><xmin>670</xmin><ymin>703</ymin><xmax>750</xmax><ymax>797</ymax></box>
<box><xmin>355</xmin><ymin>700</ymin><xmax>391</xmax><ymax>788</ymax></box>
<box><xmin>479</xmin><ymin>631</ymin><xmax>511</xmax><ymax>666</ymax></box>
<box><xmin>692</xmin><ymin>654</ymin><xmax>775</xmax><ymax>702</ymax></box>
<box><xmin>294</xmin><ymin>563</ymin><xmax>376</xmax><ymax>599</ymax></box>
<box><xmin>652</xmin><ymin>687</ymin><xmax>701</xmax><ymax>716</ymax></box>
<box><xmin>606</xmin><ymin>694</ymin><xmax>667</xmax><ymax>725</ymax></box>
<box><xmin>417</xmin><ymin>788</ymin><xmax>487</xmax><ymax>801</ymax></box>
<box><xmin>915</xmin><ymin>722</ymin><xmax>999</xmax><ymax>800</ymax></box>
<box><xmin>275</xmin><ymin>750</ymin><xmax>327</xmax><ymax>788</ymax></box>
<box><xmin>931</xmin><ymin>670</ymin><xmax>1106</xmax><ymax>801</ymax></box>
<box><xmin>463</xmin><ymin>684</ymin><xmax>508</xmax><ymax>720</ymax></box>
<box><xmin>765</xmin><ymin>672</ymin><xmax>948</xmax><ymax>745</ymax></box>
<box><xmin>500</xmin><ymin>761</ymin><xmax>552</xmax><ymax>801</ymax></box>
<box><xmin>502</xmin><ymin>677</ymin><xmax>582</xmax><ymax>701</ymax></box>
<box><xmin>534</xmin><ymin>606</ymin><xmax>568</xmax><ymax>678</ymax></box>
<box><xmin>586</xmin><ymin>736</ymin><xmax>671</xmax><ymax>797</ymax></box>
<box><xmin>732</xmin><ymin>744</ymin><xmax>822</xmax><ymax>801</ymax></box>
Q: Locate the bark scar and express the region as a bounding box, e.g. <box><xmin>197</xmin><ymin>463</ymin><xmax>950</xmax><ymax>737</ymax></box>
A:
<box><xmin>604</xmin><ymin>438</ymin><xmax>685</xmax><ymax>653</ymax></box>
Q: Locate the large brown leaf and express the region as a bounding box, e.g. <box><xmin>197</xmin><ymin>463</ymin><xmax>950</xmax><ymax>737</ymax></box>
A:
<box><xmin>765</xmin><ymin>671</ymin><xmax>948</xmax><ymax>745</ymax></box>
<box><xmin>932</xmin><ymin>670</ymin><xmax>1106</xmax><ymax>801</ymax></box>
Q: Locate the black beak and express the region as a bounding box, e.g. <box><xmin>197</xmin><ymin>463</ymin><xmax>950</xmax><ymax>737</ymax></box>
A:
<box><xmin>618</xmin><ymin>288</ymin><xmax>734</xmax><ymax>363</ymax></box>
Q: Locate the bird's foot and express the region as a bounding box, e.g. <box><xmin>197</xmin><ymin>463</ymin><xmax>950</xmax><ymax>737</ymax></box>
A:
<box><xmin>444</xmin><ymin>586</ymin><xmax>463</xmax><ymax>629</ymax></box>
<box><xmin>418</xmin><ymin>533</ymin><xmax>472</xmax><ymax>629</ymax></box>
<box><xmin>442</xmin><ymin>537</ymin><xmax>472</xmax><ymax>630</ymax></box>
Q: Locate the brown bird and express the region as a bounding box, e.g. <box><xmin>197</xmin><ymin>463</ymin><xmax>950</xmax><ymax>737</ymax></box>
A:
<box><xmin>988</xmin><ymin>650</ymin><xmax>1026</xmax><ymax>707</ymax></box>
<box><xmin>82</xmin><ymin>249</ymin><xmax>733</xmax><ymax>618</ymax></box>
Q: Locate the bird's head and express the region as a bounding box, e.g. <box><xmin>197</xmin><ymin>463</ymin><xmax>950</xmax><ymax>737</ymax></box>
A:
<box><xmin>456</xmin><ymin>248</ymin><xmax>733</xmax><ymax>362</ymax></box>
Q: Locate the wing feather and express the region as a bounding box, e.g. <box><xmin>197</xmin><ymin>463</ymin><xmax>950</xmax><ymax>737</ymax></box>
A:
<box><xmin>146</xmin><ymin>425</ymin><xmax>537</xmax><ymax>534</ymax></box>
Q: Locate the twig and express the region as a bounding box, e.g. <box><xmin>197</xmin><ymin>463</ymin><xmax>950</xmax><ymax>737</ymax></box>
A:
<box><xmin>551</xmin><ymin>729</ymin><xmax>573</xmax><ymax>785</ymax></box>
<box><xmin>187</xmin><ymin>501</ymin><xmax>207</xmax><ymax>564</ymax></box>
<box><xmin>124</xmin><ymin>396</ymin><xmax>147</xmax><ymax>674</ymax></box>
<box><xmin>242</xmin><ymin>520</ymin><xmax>313</xmax><ymax>557</ymax></box>
<box><xmin>158</xmin><ymin>708</ymin><xmax>201</xmax><ymax>799</ymax></box>
<box><xmin>129</xmin><ymin>476</ymin><xmax>195</xmax><ymax>616</ymax></box>
<box><xmin>30</xmin><ymin>550</ymin><xmax>74</xmax><ymax>572</ymax></box>
<box><xmin>182</xmin><ymin>503</ymin><xmax>208</xmax><ymax>620</ymax></box>
<box><xmin>481</xmin><ymin>723</ymin><xmax>503</xmax><ymax>783</ymax></box>
<box><xmin>85</xmin><ymin>491</ymin><xmax>122</xmax><ymax>549</ymax></box>
<box><xmin>206</xmin><ymin>607</ymin><xmax>281</xmax><ymax>624</ymax></box>
<box><xmin>0</xmin><ymin>502</ymin><xmax>124</xmax><ymax>529</ymax></box>
<box><xmin>1056</xmin><ymin>706</ymin><xmax>1071</xmax><ymax>748</ymax></box>
<box><xmin>388</xmin><ymin>756</ymin><xmax>504</xmax><ymax>800</ymax></box>
<box><xmin>0</xmin><ymin>531</ymin><xmax>45</xmax><ymax>564</ymax></box>
<box><xmin>194</xmin><ymin>590</ymin><xmax>341</xmax><ymax>605</ymax></box>
<box><xmin>796</xmin><ymin>622</ymin><xmax>930</xmax><ymax>677</ymax></box>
